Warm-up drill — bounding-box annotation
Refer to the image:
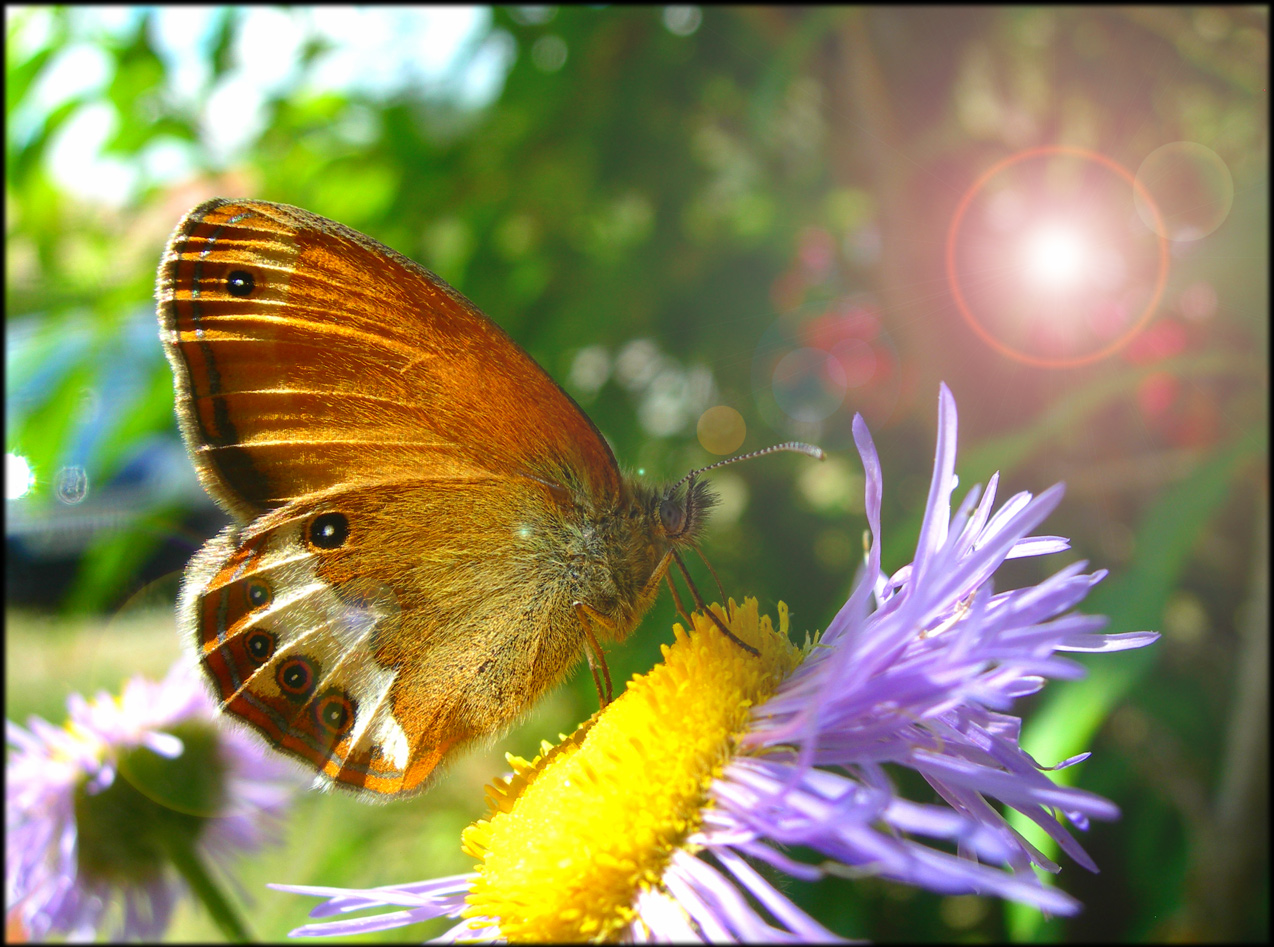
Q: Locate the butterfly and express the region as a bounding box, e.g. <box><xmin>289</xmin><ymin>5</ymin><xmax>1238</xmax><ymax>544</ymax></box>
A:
<box><xmin>157</xmin><ymin>198</ymin><xmax>820</xmax><ymax>797</ymax></box>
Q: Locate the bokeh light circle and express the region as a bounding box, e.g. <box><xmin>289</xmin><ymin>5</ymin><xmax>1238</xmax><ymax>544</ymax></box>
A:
<box><xmin>946</xmin><ymin>145</ymin><xmax>1170</xmax><ymax>368</ymax></box>
<box><xmin>696</xmin><ymin>405</ymin><xmax>747</xmax><ymax>455</ymax></box>
<box><xmin>752</xmin><ymin>301</ymin><xmax>902</xmax><ymax>439</ymax></box>
<box><xmin>55</xmin><ymin>465</ymin><xmax>89</xmax><ymax>504</ymax></box>
<box><xmin>829</xmin><ymin>337</ymin><xmax>878</xmax><ymax>388</ymax></box>
<box><xmin>1134</xmin><ymin>141</ymin><xmax>1235</xmax><ymax>241</ymax></box>
<box><xmin>768</xmin><ymin>347</ymin><xmax>846</xmax><ymax>423</ymax></box>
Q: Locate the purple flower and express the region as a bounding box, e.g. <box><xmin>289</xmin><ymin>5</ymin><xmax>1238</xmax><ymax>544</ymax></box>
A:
<box><xmin>6</xmin><ymin>660</ymin><xmax>297</xmax><ymax>941</ymax></box>
<box><xmin>272</xmin><ymin>383</ymin><xmax>1158</xmax><ymax>941</ymax></box>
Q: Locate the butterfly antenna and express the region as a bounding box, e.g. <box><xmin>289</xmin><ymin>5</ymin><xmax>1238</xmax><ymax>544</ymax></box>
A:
<box><xmin>672</xmin><ymin>549</ymin><xmax>759</xmax><ymax>656</ymax></box>
<box><xmin>671</xmin><ymin>441</ymin><xmax>825</xmax><ymax>493</ymax></box>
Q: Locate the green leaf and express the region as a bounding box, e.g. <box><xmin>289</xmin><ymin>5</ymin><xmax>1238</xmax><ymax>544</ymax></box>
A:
<box><xmin>7</xmin><ymin>96</ymin><xmax>83</xmax><ymax>185</ymax></box>
<box><xmin>89</xmin><ymin>365</ymin><xmax>177</xmax><ymax>483</ymax></box>
<box><xmin>64</xmin><ymin>508</ymin><xmax>178</xmax><ymax>613</ymax></box>
<box><xmin>5</xmin><ymin>41</ymin><xmax>55</xmax><ymax>118</ymax></box>
<box><xmin>207</xmin><ymin>8</ymin><xmax>238</xmax><ymax>80</ymax></box>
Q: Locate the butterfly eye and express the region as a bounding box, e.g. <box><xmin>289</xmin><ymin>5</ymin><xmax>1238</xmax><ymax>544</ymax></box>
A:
<box><xmin>276</xmin><ymin>657</ymin><xmax>317</xmax><ymax>701</ymax></box>
<box><xmin>307</xmin><ymin>512</ymin><xmax>349</xmax><ymax>550</ymax></box>
<box><xmin>314</xmin><ymin>691</ymin><xmax>356</xmax><ymax>737</ymax></box>
<box><xmin>659</xmin><ymin>497</ymin><xmax>686</xmax><ymax>536</ymax></box>
<box><xmin>246</xmin><ymin>630</ymin><xmax>276</xmax><ymax>665</ymax></box>
<box><xmin>247</xmin><ymin>581</ymin><xmax>272</xmax><ymax>609</ymax></box>
<box><xmin>225</xmin><ymin>270</ymin><xmax>255</xmax><ymax>297</ymax></box>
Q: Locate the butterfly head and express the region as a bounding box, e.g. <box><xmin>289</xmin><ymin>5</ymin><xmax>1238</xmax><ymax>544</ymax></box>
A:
<box><xmin>655</xmin><ymin>440</ymin><xmax>825</xmax><ymax>547</ymax></box>
<box><xmin>655</xmin><ymin>475</ymin><xmax>717</xmax><ymax>545</ymax></box>
<box><xmin>634</xmin><ymin>442</ymin><xmax>823</xmax><ymax>651</ymax></box>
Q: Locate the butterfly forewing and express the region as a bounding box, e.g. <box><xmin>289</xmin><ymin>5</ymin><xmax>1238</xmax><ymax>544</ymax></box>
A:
<box><xmin>158</xmin><ymin>199</ymin><xmax>622</xmax><ymax>517</ymax></box>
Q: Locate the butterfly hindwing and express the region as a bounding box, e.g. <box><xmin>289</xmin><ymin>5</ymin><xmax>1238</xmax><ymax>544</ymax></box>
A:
<box><xmin>183</xmin><ymin>478</ymin><xmax>586</xmax><ymax>796</ymax></box>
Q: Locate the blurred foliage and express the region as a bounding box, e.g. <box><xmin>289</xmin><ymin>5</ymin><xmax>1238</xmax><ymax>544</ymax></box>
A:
<box><xmin>5</xmin><ymin>5</ymin><xmax>1268</xmax><ymax>942</ymax></box>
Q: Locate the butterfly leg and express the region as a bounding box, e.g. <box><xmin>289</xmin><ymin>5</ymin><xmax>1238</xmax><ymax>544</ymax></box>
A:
<box><xmin>664</xmin><ymin>572</ymin><xmax>693</xmax><ymax>627</ymax></box>
<box><xmin>690</xmin><ymin>546</ymin><xmax>727</xmax><ymax>602</ymax></box>
<box><xmin>573</xmin><ymin>602</ymin><xmax>614</xmax><ymax>708</ymax></box>
<box><xmin>671</xmin><ymin>550</ymin><xmax>759</xmax><ymax>656</ymax></box>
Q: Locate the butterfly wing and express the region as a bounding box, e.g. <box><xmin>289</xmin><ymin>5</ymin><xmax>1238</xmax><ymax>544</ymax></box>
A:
<box><xmin>158</xmin><ymin>198</ymin><xmax>621</xmax><ymax>518</ymax></box>
<box><xmin>159</xmin><ymin>199</ymin><xmax>622</xmax><ymax>795</ymax></box>
<box><xmin>184</xmin><ymin>480</ymin><xmax>587</xmax><ymax>796</ymax></box>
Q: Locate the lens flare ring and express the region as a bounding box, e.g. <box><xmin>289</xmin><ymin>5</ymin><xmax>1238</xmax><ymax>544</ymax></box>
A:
<box><xmin>945</xmin><ymin>145</ymin><xmax>1170</xmax><ymax>369</ymax></box>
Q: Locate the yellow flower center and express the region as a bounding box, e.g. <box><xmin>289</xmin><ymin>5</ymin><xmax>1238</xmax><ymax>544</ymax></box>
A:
<box><xmin>460</xmin><ymin>598</ymin><xmax>804</xmax><ymax>942</ymax></box>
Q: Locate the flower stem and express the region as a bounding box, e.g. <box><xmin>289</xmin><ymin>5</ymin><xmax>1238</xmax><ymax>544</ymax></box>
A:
<box><xmin>163</xmin><ymin>836</ymin><xmax>253</xmax><ymax>942</ymax></box>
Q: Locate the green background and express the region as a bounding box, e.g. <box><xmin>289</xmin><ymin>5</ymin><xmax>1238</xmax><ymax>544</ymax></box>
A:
<box><xmin>5</xmin><ymin>6</ymin><xmax>1267</xmax><ymax>941</ymax></box>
